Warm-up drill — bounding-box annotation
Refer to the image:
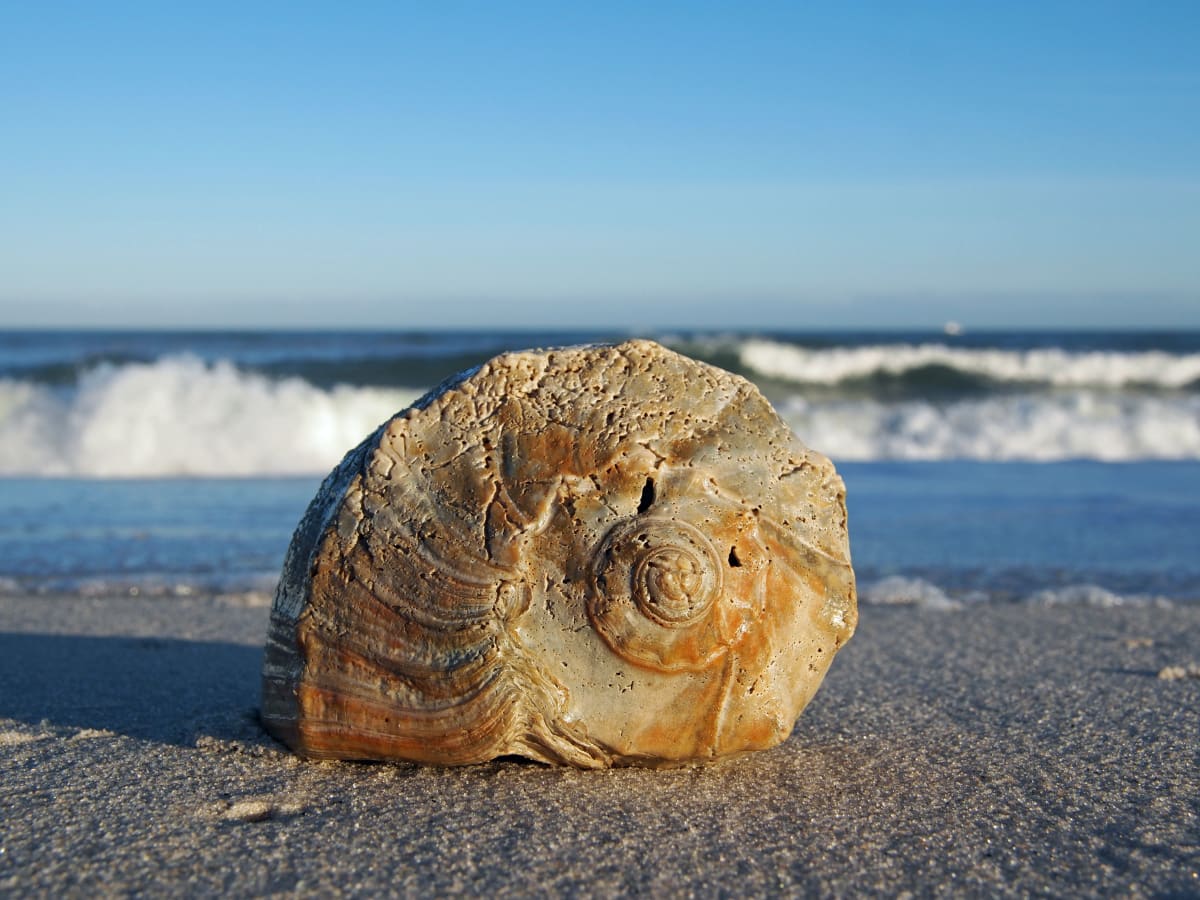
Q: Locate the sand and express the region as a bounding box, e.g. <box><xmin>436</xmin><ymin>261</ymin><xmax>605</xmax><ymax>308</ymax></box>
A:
<box><xmin>1</xmin><ymin>592</ymin><xmax>1198</xmax><ymax>897</ymax></box>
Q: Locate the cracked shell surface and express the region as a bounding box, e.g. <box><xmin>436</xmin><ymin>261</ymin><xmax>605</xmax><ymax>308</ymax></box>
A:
<box><xmin>261</xmin><ymin>340</ymin><xmax>856</xmax><ymax>767</ymax></box>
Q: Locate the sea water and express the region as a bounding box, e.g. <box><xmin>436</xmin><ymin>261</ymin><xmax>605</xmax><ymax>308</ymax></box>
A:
<box><xmin>1</xmin><ymin>330</ymin><xmax>1198</xmax><ymax>605</ymax></box>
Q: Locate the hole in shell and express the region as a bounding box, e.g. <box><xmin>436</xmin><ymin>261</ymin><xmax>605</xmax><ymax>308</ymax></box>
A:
<box><xmin>728</xmin><ymin>546</ymin><xmax>742</xmax><ymax>567</ymax></box>
<box><xmin>637</xmin><ymin>477</ymin><xmax>656</xmax><ymax>514</ymax></box>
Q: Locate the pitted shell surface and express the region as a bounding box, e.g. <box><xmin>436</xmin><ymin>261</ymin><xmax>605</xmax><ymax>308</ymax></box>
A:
<box><xmin>261</xmin><ymin>340</ymin><xmax>856</xmax><ymax>767</ymax></box>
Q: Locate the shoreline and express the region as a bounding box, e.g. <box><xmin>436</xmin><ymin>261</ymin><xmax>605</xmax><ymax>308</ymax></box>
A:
<box><xmin>2</xmin><ymin>593</ymin><xmax>1198</xmax><ymax>896</ymax></box>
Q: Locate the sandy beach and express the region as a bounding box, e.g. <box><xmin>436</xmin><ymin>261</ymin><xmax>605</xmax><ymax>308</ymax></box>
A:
<box><xmin>1</xmin><ymin>592</ymin><xmax>1197</xmax><ymax>897</ymax></box>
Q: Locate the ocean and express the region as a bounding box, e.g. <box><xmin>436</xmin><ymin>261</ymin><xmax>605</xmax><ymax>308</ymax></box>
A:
<box><xmin>1</xmin><ymin>329</ymin><xmax>1198</xmax><ymax>605</ymax></box>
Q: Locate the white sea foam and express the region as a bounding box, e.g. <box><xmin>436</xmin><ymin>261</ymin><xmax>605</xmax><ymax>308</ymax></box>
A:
<box><xmin>1024</xmin><ymin>584</ymin><xmax>1174</xmax><ymax>608</ymax></box>
<box><xmin>0</xmin><ymin>356</ymin><xmax>419</xmax><ymax>477</ymax></box>
<box><xmin>2</xmin><ymin>355</ymin><xmax>1199</xmax><ymax>476</ymax></box>
<box><xmin>739</xmin><ymin>339</ymin><xmax>1200</xmax><ymax>389</ymax></box>
<box><xmin>860</xmin><ymin>576</ymin><xmax>964</xmax><ymax>610</ymax></box>
<box><xmin>780</xmin><ymin>392</ymin><xmax>1200</xmax><ymax>461</ymax></box>
<box><xmin>861</xmin><ymin>578</ymin><xmax>1179</xmax><ymax>609</ymax></box>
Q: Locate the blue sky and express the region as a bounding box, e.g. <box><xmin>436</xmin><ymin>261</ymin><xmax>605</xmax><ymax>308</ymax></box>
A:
<box><xmin>1</xmin><ymin>1</ymin><xmax>1197</xmax><ymax>329</ymax></box>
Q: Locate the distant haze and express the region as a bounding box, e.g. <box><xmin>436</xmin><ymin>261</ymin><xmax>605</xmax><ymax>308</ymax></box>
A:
<box><xmin>1</xmin><ymin>3</ymin><xmax>1197</xmax><ymax>330</ymax></box>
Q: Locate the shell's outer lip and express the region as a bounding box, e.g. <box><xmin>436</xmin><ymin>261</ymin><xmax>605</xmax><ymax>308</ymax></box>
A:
<box><xmin>756</xmin><ymin>512</ymin><xmax>853</xmax><ymax>574</ymax></box>
<box><xmin>587</xmin><ymin>515</ymin><xmax>727</xmax><ymax>673</ymax></box>
<box><xmin>755</xmin><ymin>511</ymin><xmax>857</xmax><ymax>640</ymax></box>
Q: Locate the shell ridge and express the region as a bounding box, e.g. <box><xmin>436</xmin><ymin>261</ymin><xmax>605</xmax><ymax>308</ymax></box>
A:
<box><xmin>296</xmin><ymin>653</ymin><xmax>508</xmax><ymax>717</ymax></box>
<box><xmin>294</xmin><ymin>686</ymin><xmax>519</xmax><ymax>764</ymax></box>
<box><xmin>304</xmin><ymin>619</ymin><xmax>500</xmax><ymax>700</ymax></box>
<box><xmin>499</xmin><ymin>626</ymin><xmax>612</xmax><ymax>767</ymax></box>
<box><xmin>349</xmin><ymin>545</ymin><xmax>499</xmax><ymax>628</ymax></box>
<box><xmin>272</xmin><ymin>440</ymin><xmax>375</xmax><ymax>623</ymax></box>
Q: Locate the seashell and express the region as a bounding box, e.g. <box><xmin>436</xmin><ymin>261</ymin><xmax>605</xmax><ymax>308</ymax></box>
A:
<box><xmin>261</xmin><ymin>340</ymin><xmax>856</xmax><ymax>768</ymax></box>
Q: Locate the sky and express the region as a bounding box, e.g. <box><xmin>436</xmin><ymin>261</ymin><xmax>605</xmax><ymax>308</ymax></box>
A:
<box><xmin>1</xmin><ymin>1</ymin><xmax>1198</xmax><ymax>330</ymax></box>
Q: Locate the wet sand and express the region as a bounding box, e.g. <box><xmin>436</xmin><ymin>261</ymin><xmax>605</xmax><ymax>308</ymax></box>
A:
<box><xmin>2</xmin><ymin>592</ymin><xmax>1198</xmax><ymax>897</ymax></box>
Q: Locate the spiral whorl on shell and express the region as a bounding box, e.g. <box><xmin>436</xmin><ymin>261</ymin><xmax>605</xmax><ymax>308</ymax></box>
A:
<box><xmin>261</xmin><ymin>340</ymin><xmax>856</xmax><ymax>768</ymax></box>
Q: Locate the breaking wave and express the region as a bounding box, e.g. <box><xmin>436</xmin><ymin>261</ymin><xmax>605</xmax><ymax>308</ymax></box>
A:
<box><xmin>779</xmin><ymin>392</ymin><xmax>1200</xmax><ymax>461</ymax></box>
<box><xmin>738</xmin><ymin>339</ymin><xmax>1200</xmax><ymax>390</ymax></box>
<box><xmin>2</xmin><ymin>352</ymin><xmax>1199</xmax><ymax>476</ymax></box>
<box><xmin>0</xmin><ymin>356</ymin><xmax>418</xmax><ymax>477</ymax></box>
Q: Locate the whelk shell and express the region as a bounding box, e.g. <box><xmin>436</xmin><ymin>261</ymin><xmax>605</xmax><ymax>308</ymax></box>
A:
<box><xmin>261</xmin><ymin>340</ymin><xmax>856</xmax><ymax>767</ymax></box>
